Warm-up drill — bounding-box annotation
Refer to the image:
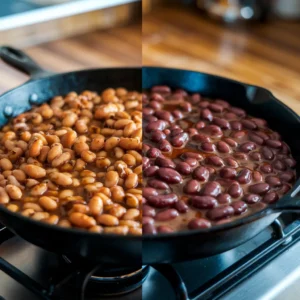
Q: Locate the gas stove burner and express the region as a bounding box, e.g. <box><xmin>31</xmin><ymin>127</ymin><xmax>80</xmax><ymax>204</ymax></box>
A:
<box><xmin>61</xmin><ymin>255</ymin><xmax>149</xmax><ymax>296</ymax></box>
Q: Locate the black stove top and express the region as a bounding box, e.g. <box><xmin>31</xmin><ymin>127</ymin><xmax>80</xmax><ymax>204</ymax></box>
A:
<box><xmin>1</xmin><ymin>214</ymin><xmax>300</xmax><ymax>300</ymax></box>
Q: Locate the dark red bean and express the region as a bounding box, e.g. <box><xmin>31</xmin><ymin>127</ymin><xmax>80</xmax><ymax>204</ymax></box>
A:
<box><xmin>192</xmin><ymin>133</ymin><xmax>211</xmax><ymax>143</ymax></box>
<box><xmin>143</xmin><ymin>223</ymin><xmax>157</xmax><ymax>234</ymax></box>
<box><xmin>207</xmin><ymin>206</ymin><xmax>234</xmax><ymax>220</ymax></box>
<box><xmin>273</xmin><ymin>160</ymin><xmax>286</xmax><ymax>171</ymax></box>
<box><xmin>147</xmin><ymin>148</ymin><xmax>161</xmax><ymax>158</ymax></box>
<box><xmin>241</xmin><ymin>119</ymin><xmax>257</xmax><ymax>130</ymax></box>
<box><xmin>237</xmin><ymin>169</ymin><xmax>252</xmax><ymax>184</ymax></box>
<box><xmin>265</xmin><ymin>139</ymin><xmax>282</xmax><ymax>149</ymax></box>
<box><xmin>279</xmin><ymin>172</ymin><xmax>294</xmax><ymax>183</ymax></box>
<box><xmin>206</xmin><ymin>155</ymin><xmax>224</xmax><ymax>167</ymax></box>
<box><xmin>208</xmin><ymin>103</ymin><xmax>223</xmax><ymax>112</ymax></box>
<box><xmin>270</xmin><ymin>132</ymin><xmax>281</xmax><ymax>140</ymax></box>
<box><xmin>142</xmin><ymin>157</ymin><xmax>150</xmax><ymax>169</ymax></box>
<box><xmin>180</xmin><ymin>102</ymin><xmax>192</xmax><ymax>112</ymax></box>
<box><xmin>193</xmin><ymin>166</ymin><xmax>210</xmax><ymax>181</ymax></box>
<box><xmin>233</xmin><ymin>152</ymin><xmax>248</xmax><ymax>161</ymax></box>
<box><xmin>174</xmin><ymin>89</ymin><xmax>188</xmax><ymax>96</ymax></box>
<box><xmin>147</xmin><ymin>193</ymin><xmax>178</xmax><ymax>208</ymax></box>
<box><xmin>191</xmin><ymin>93</ymin><xmax>201</xmax><ymax>104</ymax></box>
<box><xmin>143</xmin><ymin>205</ymin><xmax>156</xmax><ymax>217</ymax></box>
<box><xmin>185</xmin><ymin>179</ymin><xmax>201</xmax><ymax>194</ymax></box>
<box><xmin>144</xmin><ymin>166</ymin><xmax>159</xmax><ymax>177</ymax></box>
<box><xmin>143</xmin><ymin>107</ymin><xmax>154</xmax><ymax>115</ymax></box>
<box><xmin>158</xmin><ymin>140</ymin><xmax>172</xmax><ymax>152</ymax></box>
<box><xmin>188</xmin><ymin>218</ymin><xmax>211</xmax><ymax>229</ymax></box>
<box><xmin>185</xmin><ymin>158</ymin><xmax>198</xmax><ymax>168</ymax></box>
<box><xmin>190</xmin><ymin>196</ymin><xmax>218</xmax><ymax>209</ymax></box>
<box><xmin>149</xmin><ymin>101</ymin><xmax>162</xmax><ymax>110</ymax></box>
<box><xmin>231</xmin><ymin>201</ymin><xmax>248</xmax><ymax>215</ymax></box>
<box><xmin>171</xmin><ymin>132</ymin><xmax>189</xmax><ymax>147</ymax></box>
<box><xmin>147</xmin><ymin>179</ymin><xmax>170</xmax><ymax>190</ymax></box>
<box><xmin>181</xmin><ymin>152</ymin><xmax>204</xmax><ymax>161</ymax></box>
<box><xmin>217</xmin><ymin>141</ymin><xmax>231</xmax><ymax>153</ymax></box>
<box><xmin>284</xmin><ymin>158</ymin><xmax>296</xmax><ymax>168</ymax></box>
<box><xmin>253</xmin><ymin>171</ymin><xmax>263</xmax><ymax>182</ymax></box>
<box><xmin>220</xmin><ymin>167</ymin><xmax>237</xmax><ymax>179</ymax></box>
<box><xmin>215</xmin><ymin>99</ymin><xmax>230</xmax><ymax>108</ymax></box>
<box><xmin>256</xmin><ymin>131</ymin><xmax>269</xmax><ymax>140</ymax></box>
<box><xmin>265</xmin><ymin>176</ymin><xmax>281</xmax><ymax>187</ymax></box>
<box><xmin>201</xmin><ymin>142</ymin><xmax>216</xmax><ymax>152</ymax></box>
<box><xmin>151</xmin><ymin>93</ymin><xmax>166</xmax><ymax>102</ymax></box>
<box><xmin>231</xmin><ymin>130</ymin><xmax>246</xmax><ymax>139</ymax></box>
<box><xmin>252</xmin><ymin>118</ymin><xmax>267</xmax><ymax>127</ymax></box>
<box><xmin>224</xmin><ymin>157</ymin><xmax>239</xmax><ymax>168</ymax></box>
<box><xmin>249</xmin><ymin>152</ymin><xmax>262</xmax><ymax>161</ymax></box>
<box><xmin>151</xmin><ymin>85</ymin><xmax>171</xmax><ymax>93</ymax></box>
<box><xmin>143</xmin><ymin>187</ymin><xmax>158</xmax><ymax>199</ymax></box>
<box><xmin>176</xmin><ymin>162</ymin><xmax>192</xmax><ymax>175</ymax></box>
<box><xmin>155</xmin><ymin>209</ymin><xmax>179</xmax><ymax>221</ymax></box>
<box><xmin>201</xmin><ymin>108</ymin><xmax>213</xmax><ymax>121</ymax></box>
<box><xmin>261</xmin><ymin>147</ymin><xmax>274</xmax><ymax>160</ymax></box>
<box><xmin>217</xmin><ymin>179</ymin><xmax>236</xmax><ymax>188</ymax></box>
<box><xmin>150</xmin><ymin>130</ymin><xmax>166</xmax><ymax>143</ymax></box>
<box><xmin>175</xmin><ymin>200</ymin><xmax>189</xmax><ymax>213</ymax></box>
<box><xmin>224</xmin><ymin>112</ymin><xmax>238</xmax><ymax>120</ymax></box>
<box><xmin>157</xmin><ymin>226</ymin><xmax>174</xmax><ymax>233</ymax></box>
<box><xmin>201</xmin><ymin>181</ymin><xmax>221</xmax><ymax>197</ymax></box>
<box><xmin>146</xmin><ymin>120</ymin><xmax>167</xmax><ymax>133</ymax></box>
<box><xmin>198</xmin><ymin>101</ymin><xmax>210</xmax><ymax>108</ymax></box>
<box><xmin>228</xmin><ymin>182</ymin><xmax>243</xmax><ymax>198</ymax></box>
<box><xmin>280</xmin><ymin>184</ymin><xmax>291</xmax><ymax>194</ymax></box>
<box><xmin>195</xmin><ymin>121</ymin><xmax>205</xmax><ymax>129</ymax></box>
<box><xmin>217</xmin><ymin>193</ymin><xmax>231</xmax><ymax>204</ymax></box>
<box><xmin>263</xmin><ymin>192</ymin><xmax>279</xmax><ymax>204</ymax></box>
<box><xmin>243</xmin><ymin>194</ymin><xmax>261</xmax><ymax>204</ymax></box>
<box><xmin>187</xmin><ymin>128</ymin><xmax>198</xmax><ymax>136</ymax></box>
<box><xmin>223</xmin><ymin>138</ymin><xmax>237</xmax><ymax>148</ymax></box>
<box><xmin>281</xmin><ymin>142</ymin><xmax>290</xmax><ymax>154</ymax></box>
<box><xmin>248</xmin><ymin>132</ymin><xmax>264</xmax><ymax>145</ymax></box>
<box><xmin>230</xmin><ymin>121</ymin><xmax>242</xmax><ymax>130</ymax></box>
<box><xmin>155</xmin><ymin>110</ymin><xmax>174</xmax><ymax>122</ymax></box>
<box><xmin>260</xmin><ymin>163</ymin><xmax>273</xmax><ymax>174</ymax></box>
<box><xmin>249</xmin><ymin>183</ymin><xmax>270</xmax><ymax>195</ymax></box>
<box><xmin>155</xmin><ymin>157</ymin><xmax>176</xmax><ymax>169</ymax></box>
<box><xmin>203</xmin><ymin>125</ymin><xmax>223</xmax><ymax>138</ymax></box>
<box><xmin>172</xmin><ymin>110</ymin><xmax>184</xmax><ymax>119</ymax></box>
<box><xmin>213</xmin><ymin>117</ymin><xmax>230</xmax><ymax>129</ymax></box>
<box><xmin>240</xmin><ymin>142</ymin><xmax>256</xmax><ymax>153</ymax></box>
<box><xmin>157</xmin><ymin>168</ymin><xmax>182</xmax><ymax>184</ymax></box>
<box><xmin>142</xmin><ymin>216</ymin><xmax>154</xmax><ymax>225</ymax></box>
<box><xmin>230</xmin><ymin>107</ymin><xmax>246</xmax><ymax>117</ymax></box>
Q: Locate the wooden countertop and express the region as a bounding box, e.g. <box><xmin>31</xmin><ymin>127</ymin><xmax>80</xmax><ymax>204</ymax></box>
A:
<box><xmin>143</xmin><ymin>5</ymin><xmax>300</xmax><ymax>114</ymax></box>
<box><xmin>0</xmin><ymin>22</ymin><xmax>141</xmax><ymax>93</ymax></box>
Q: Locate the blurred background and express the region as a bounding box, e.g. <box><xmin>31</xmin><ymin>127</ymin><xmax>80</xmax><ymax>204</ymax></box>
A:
<box><xmin>0</xmin><ymin>0</ymin><xmax>141</xmax><ymax>93</ymax></box>
<box><xmin>143</xmin><ymin>0</ymin><xmax>300</xmax><ymax>114</ymax></box>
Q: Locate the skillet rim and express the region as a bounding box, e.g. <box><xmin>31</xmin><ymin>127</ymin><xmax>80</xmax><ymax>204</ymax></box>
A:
<box><xmin>0</xmin><ymin>66</ymin><xmax>298</xmax><ymax>240</ymax></box>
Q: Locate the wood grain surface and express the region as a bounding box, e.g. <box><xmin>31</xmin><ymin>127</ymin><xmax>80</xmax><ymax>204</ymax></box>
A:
<box><xmin>143</xmin><ymin>5</ymin><xmax>300</xmax><ymax>114</ymax></box>
<box><xmin>0</xmin><ymin>22</ymin><xmax>141</xmax><ymax>94</ymax></box>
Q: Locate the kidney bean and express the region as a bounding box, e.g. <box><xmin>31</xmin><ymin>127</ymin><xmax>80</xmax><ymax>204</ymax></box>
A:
<box><xmin>196</xmin><ymin>121</ymin><xmax>205</xmax><ymax>129</ymax></box>
<box><xmin>193</xmin><ymin>166</ymin><xmax>210</xmax><ymax>181</ymax></box>
<box><xmin>152</xmin><ymin>86</ymin><xmax>171</xmax><ymax>94</ymax></box>
<box><xmin>146</xmin><ymin>120</ymin><xmax>167</xmax><ymax>133</ymax></box>
<box><xmin>142</xmin><ymin>216</ymin><xmax>154</xmax><ymax>225</ymax></box>
<box><xmin>265</xmin><ymin>139</ymin><xmax>282</xmax><ymax>149</ymax></box>
<box><xmin>260</xmin><ymin>163</ymin><xmax>273</xmax><ymax>174</ymax></box>
<box><xmin>191</xmin><ymin>93</ymin><xmax>201</xmax><ymax>104</ymax></box>
<box><xmin>203</xmin><ymin>125</ymin><xmax>223</xmax><ymax>138</ymax></box>
<box><xmin>157</xmin><ymin>226</ymin><xmax>174</xmax><ymax>233</ymax></box>
<box><xmin>155</xmin><ymin>111</ymin><xmax>174</xmax><ymax>122</ymax></box>
<box><xmin>155</xmin><ymin>157</ymin><xmax>176</xmax><ymax>169</ymax></box>
<box><xmin>252</xmin><ymin>118</ymin><xmax>267</xmax><ymax>127</ymax></box>
<box><xmin>155</xmin><ymin>209</ymin><xmax>179</xmax><ymax>221</ymax></box>
<box><xmin>149</xmin><ymin>101</ymin><xmax>162</xmax><ymax>110</ymax></box>
<box><xmin>144</xmin><ymin>166</ymin><xmax>159</xmax><ymax>177</ymax></box>
<box><xmin>147</xmin><ymin>148</ymin><xmax>161</xmax><ymax>158</ymax></box>
<box><xmin>158</xmin><ymin>140</ymin><xmax>172</xmax><ymax>152</ymax></box>
<box><xmin>143</xmin><ymin>223</ymin><xmax>157</xmax><ymax>234</ymax></box>
<box><xmin>223</xmin><ymin>138</ymin><xmax>237</xmax><ymax>148</ymax></box>
<box><xmin>241</xmin><ymin>119</ymin><xmax>257</xmax><ymax>130</ymax></box>
<box><xmin>181</xmin><ymin>152</ymin><xmax>204</xmax><ymax>161</ymax></box>
<box><xmin>249</xmin><ymin>183</ymin><xmax>270</xmax><ymax>195</ymax></box>
<box><xmin>143</xmin><ymin>205</ymin><xmax>156</xmax><ymax>217</ymax></box>
<box><xmin>280</xmin><ymin>184</ymin><xmax>291</xmax><ymax>194</ymax></box>
<box><xmin>224</xmin><ymin>158</ymin><xmax>239</xmax><ymax>168</ymax></box>
<box><xmin>263</xmin><ymin>192</ymin><xmax>279</xmax><ymax>204</ymax></box>
<box><xmin>143</xmin><ymin>107</ymin><xmax>154</xmax><ymax>116</ymax></box>
<box><xmin>253</xmin><ymin>171</ymin><xmax>263</xmax><ymax>182</ymax></box>
<box><xmin>248</xmin><ymin>133</ymin><xmax>264</xmax><ymax>145</ymax></box>
<box><xmin>249</xmin><ymin>152</ymin><xmax>262</xmax><ymax>161</ymax></box>
<box><xmin>281</xmin><ymin>142</ymin><xmax>290</xmax><ymax>154</ymax></box>
<box><xmin>228</xmin><ymin>182</ymin><xmax>243</xmax><ymax>198</ymax></box>
<box><xmin>150</xmin><ymin>130</ymin><xmax>166</xmax><ymax>143</ymax></box>
<box><xmin>201</xmin><ymin>108</ymin><xmax>213</xmax><ymax>121</ymax></box>
<box><xmin>185</xmin><ymin>158</ymin><xmax>198</xmax><ymax>168</ymax></box>
<box><xmin>143</xmin><ymin>187</ymin><xmax>158</xmax><ymax>199</ymax></box>
<box><xmin>199</xmin><ymin>100</ymin><xmax>210</xmax><ymax>108</ymax></box>
<box><xmin>284</xmin><ymin>158</ymin><xmax>296</xmax><ymax>168</ymax></box>
<box><xmin>273</xmin><ymin>160</ymin><xmax>286</xmax><ymax>171</ymax></box>
<box><xmin>188</xmin><ymin>218</ymin><xmax>211</xmax><ymax>229</ymax></box>
<box><xmin>220</xmin><ymin>167</ymin><xmax>237</xmax><ymax>179</ymax></box>
<box><xmin>172</xmin><ymin>110</ymin><xmax>184</xmax><ymax>119</ymax></box>
<box><xmin>176</xmin><ymin>162</ymin><xmax>192</xmax><ymax>175</ymax></box>
<box><xmin>240</xmin><ymin>142</ymin><xmax>257</xmax><ymax>153</ymax></box>
<box><xmin>213</xmin><ymin>118</ymin><xmax>230</xmax><ymax>129</ymax></box>
<box><xmin>206</xmin><ymin>156</ymin><xmax>224</xmax><ymax>167</ymax></box>
<box><xmin>201</xmin><ymin>181</ymin><xmax>221</xmax><ymax>197</ymax></box>
<box><xmin>208</xmin><ymin>103</ymin><xmax>223</xmax><ymax>112</ymax></box>
<box><xmin>142</xmin><ymin>157</ymin><xmax>150</xmax><ymax>169</ymax></box>
<box><xmin>192</xmin><ymin>133</ymin><xmax>211</xmax><ymax>143</ymax></box>
<box><xmin>231</xmin><ymin>201</ymin><xmax>248</xmax><ymax>215</ymax></box>
<box><xmin>224</xmin><ymin>112</ymin><xmax>238</xmax><ymax>120</ymax></box>
<box><xmin>207</xmin><ymin>206</ymin><xmax>234</xmax><ymax>220</ymax></box>
<box><xmin>230</xmin><ymin>121</ymin><xmax>242</xmax><ymax>130</ymax></box>
<box><xmin>279</xmin><ymin>172</ymin><xmax>294</xmax><ymax>183</ymax></box>
<box><xmin>171</xmin><ymin>132</ymin><xmax>189</xmax><ymax>147</ymax></box>
<box><xmin>261</xmin><ymin>147</ymin><xmax>274</xmax><ymax>160</ymax></box>
<box><xmin>185</xmin><ymin>180</ymin><xmax>201</xmax><ymax>194</ymax></box>
<box><xmin>266</xmin><ymin>176</ymin><xmax>281</xmax><ymax>187</ymax></box>
<box><xmin>157</xmin><ymin>168</ymin><xmax>182</xmax><ymax>184</ymax></box>
<box><xmin>237</xmin><ymin>169</ymin><xmax>252</xmax><ymax>184</ymax></box>
<box><xmin>147</xmin><ymin>193</ymin><xmax>178</xmax><ymax>208</ymax></box>
<box><xmin>175</xmin><ymin>200</ymin><xmax>189</xmax><ymax>213</ymax></box>
<box><xmin>170</xmin><ymin>128</ymin><xmax>183</xmax><ymax>137</ymax></box>
<box><xmin>231</xmin><ymin>130</ymin><xmax>246</xmax><ymax>139</ymax></box>
<box><xmin>230</xmin><ymin>107</ymin><xmax>246</xmax><ymax>117</ymax></box>
<box><xmin>217</xmin><ymin>141</ymin><xmax>231</xmax><ymax>153</ymax></box>
<box><xmin>233</xmin><ymin>152</ymin><xmax>248</xmax><ymax>161</ymax></box>
<box><xmin>202</xmin><ymin>142</ymin><xmax>216</xmax><ymax>152</ymax></box>
<box><xmin>190</xmin><ymin>196</ymin><xmax>218</xmax><ymax>209</ymax></box>
<box><xmin>243</xmin><ymin>194</ymin><xmax>261</xmax><ymax>204</ymax></box>
<box><xmin>217</xmin><ymin>193</ymin><xmax>231</xmax><ymax>204</ymax></box>
<box><xmin>215</xmin><ymin>99</ymin><xmax>230</xmax><ymax>108</ymax></box>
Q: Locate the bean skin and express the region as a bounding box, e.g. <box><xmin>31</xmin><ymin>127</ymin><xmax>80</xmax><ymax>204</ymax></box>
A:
<box><xmin>220</xmin><ymin>167</ymin><xmax>237</xmax><ymax>179</ymax></box>
<box><xmin>237</xmin><ymin>169</ymin><xmax>252</xmax><ymax>184</ymax></box>
<box><xmin>157</xmin><ymin>226</ymin><xmax>174</xmax><ymax>233</ymax></box>
<box><xmin>188</xmin><ymin>218</ymin><xmax>211</xmax><ymax>229</ymax></box>
<box><xmin>147</xmin><ymin>179</ymin><xmax>170</xmax><ymax>190</ymax></box>
<box><xmin>193</xmin><ymin>166</ymin><xmax>210</xmax><ymax>181</ymax></box>
<box><xmin>201</xmin><ymin>181</ymin><xmax>221</xmax><ymax>197</ymax></box>
<box><xmin>143</xmin><ymin>223</ymin><xmax>157</xmax><ymax>234</ymax></box>
<box><xmin>156</xmin><ymin>168</ymin><xmax>182</xmax><ymax>184</ymax></box>
<box><xmin>190</xmin><ymin>196</ymin><xmax>218</xmax><ymax>209</ymax></box>
<box><xmin>176</xmin><ymin>162</ymin><xmax>192</xmax><ymax>175</ymax></box>
<box><xmin>174</xmin><ymin>200</ymin><xmax>189</xmax><ymax>213</ymax></box>
<box><xmin>185</xmin><ymin>180</ymin><xmax>201</xmax><ymax>194</ymax></box>
<box><xmin>263</xmin><ymin>192</ymin><xmax>279</xmax><ymax>204</ymax></box>
<box><xmin>243</xmin><ymin>194</ymin><xmax>261</xmax><ymax>204</ymax></box>
<box><xmin>228</xmin><ymin>182</ymin><xmax>243</xmax><ymax>198</ymax></box>
<box><xmin>143</xmin><ymin>205</ymin><xmax>156</xmax><ymax>217</ymax></box>
<box><xmin>231</xmin><ymin>201</ymin><xmax>248</xmax><ymax>215</ymax></box>
<box><xmin>207</xmin><ymin>206</ymin><xmax>234</xmax><ymax>220</ymax></box>
<box><xmin>249</xmin><ymin>183</ymin><xmax>270</xmax><ymax>195</ymax></box>
<box><xmin>155</xmin><ymin>209</ymin><xmax>179</xmax><ymax>221</ymax></box>
<box><xmin>217</xmin><ymin>193</ymin><xmax>231</xmax><ymax>204</ymax></box>
<box><xmin>147</xmin><ymin>193</ymin><xmax>178</xmax><ymax>208</ymax></box>
<box><xmin>155</xmin><ymin>157</ymin><xmax>176</xmax><ymax>168</ymax></box>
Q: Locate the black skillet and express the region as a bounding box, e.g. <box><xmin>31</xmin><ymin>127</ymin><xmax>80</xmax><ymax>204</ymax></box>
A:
<box><xmin>0</xmin><ymin>47</ymin><xmax>300</xmax><ymax>268</ymax></box>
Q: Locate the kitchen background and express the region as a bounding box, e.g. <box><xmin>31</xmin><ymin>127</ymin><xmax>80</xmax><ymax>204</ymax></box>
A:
<box><xmin>143</xmin><ymin>0</ymin><xmax>300</xmax><ymax>114</ymax></box>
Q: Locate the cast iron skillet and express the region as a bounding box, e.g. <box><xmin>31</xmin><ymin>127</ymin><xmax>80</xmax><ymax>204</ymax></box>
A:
<box><xmin>0</xmin><ymin>46</ymin><xmax>142</xmax><ymax>268</ymax></box>
<box><xmin>1</xmin><ymin>47</ymin><xmax>300</xmax><ymax>267</ymax></box>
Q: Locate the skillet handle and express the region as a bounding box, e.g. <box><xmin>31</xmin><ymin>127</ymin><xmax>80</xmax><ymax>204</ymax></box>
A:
<box><xmin>271</xmin><ymin>178</ymin><xmax>300</xmax><ymax>212</ymax></box>
<box><xmin>0</xmin><ymin>46</ymin><xmax>54</xmax><ymax>79</ymax></box>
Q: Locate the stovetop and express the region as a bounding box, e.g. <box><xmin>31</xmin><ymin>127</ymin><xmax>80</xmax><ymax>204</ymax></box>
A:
<box><xmin>1</xmin><ymin>214</ymin><xmax>300</xmax><ymax>300</ymax></box>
